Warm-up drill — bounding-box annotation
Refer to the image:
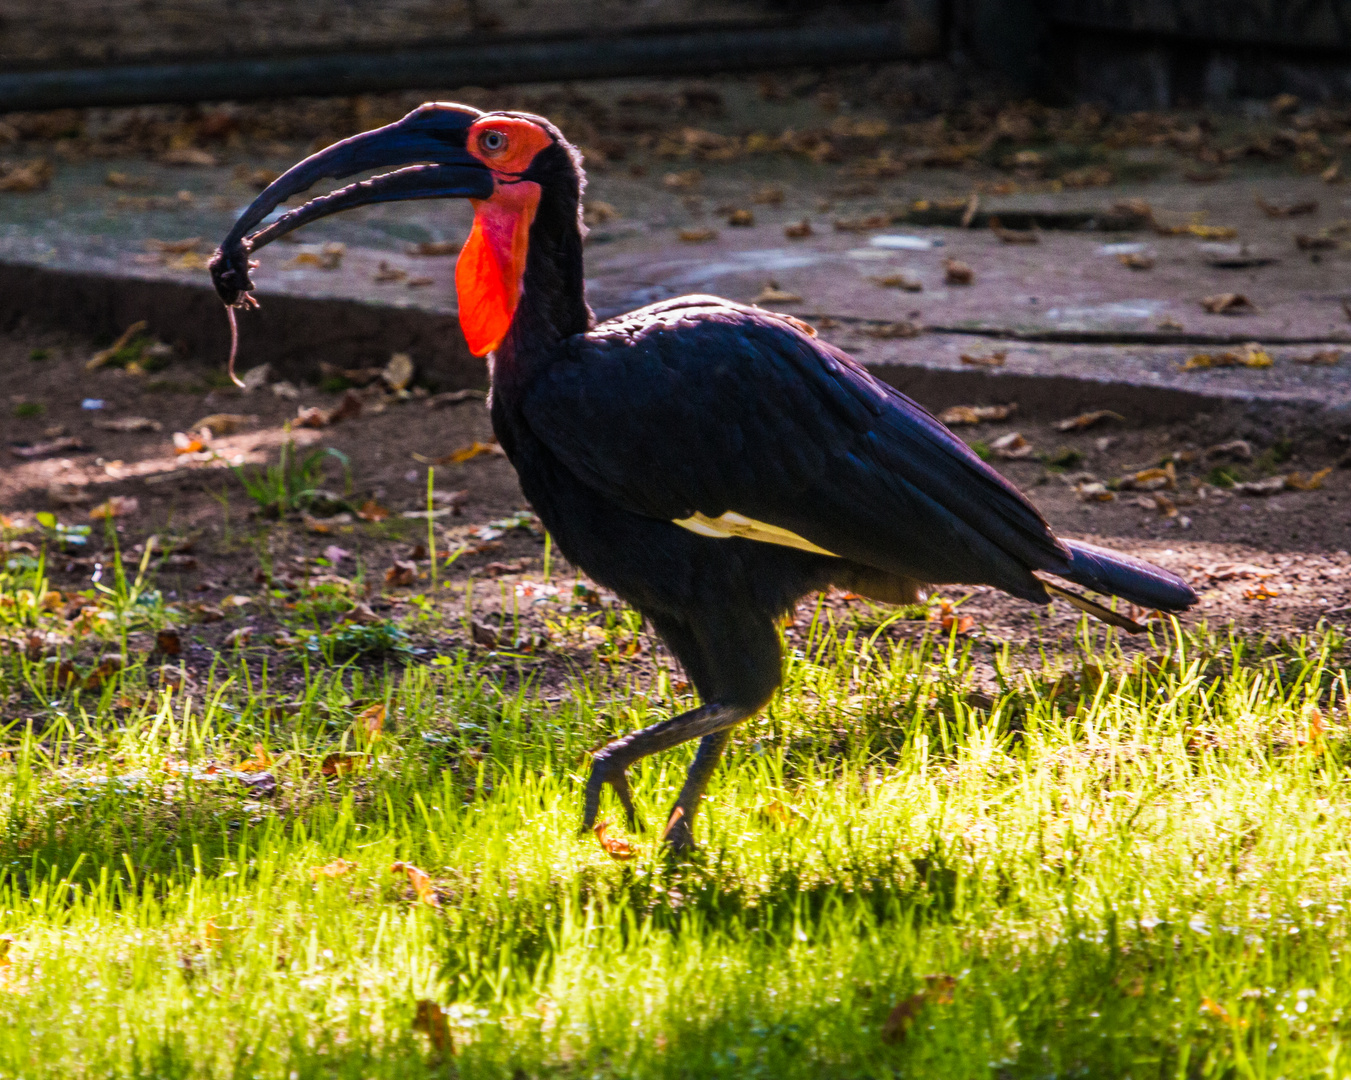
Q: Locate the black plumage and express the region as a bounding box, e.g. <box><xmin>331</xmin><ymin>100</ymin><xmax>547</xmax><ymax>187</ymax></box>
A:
<box><xmin>211</xmin><ymin>104</ymin><xmax>1198</xmax><ymax>851</ymax></box>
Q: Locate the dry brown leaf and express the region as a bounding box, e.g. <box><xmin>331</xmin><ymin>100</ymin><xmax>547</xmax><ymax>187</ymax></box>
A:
<box><xmin>160</xmin><ymin>147</ymin><xmax>217</xmax><ymax>167</ymax></box>
<box><xmin>295</xmin><ymin>407</ymin><xmax>327</xmax><ymax>429</ymax></box>
<box><xmin>89</xmin><ymin>496</ymin><xmax>139</xmax><ymax>520</ymax></box>
<box><xmin>0</xmin><ymin>159</ymin><xmax>53</xmax><ymax>192</ymax></box>
<box><xmin>678</xmin><ymin>227</ymin><xmax>717</xmax><ymax>243</ymax></box>
<box><xmin>989</xmin><ymin>217</ymin><xmax>1038</xmax><ymax>244</ymax></box>
<box><xmin>1053</xmin><ymin>410</ymin><xmax>1123</xmax><ymax>432</ymax></box>
<box><xmin>752</xmin><ymin>185</ymin><xmax>784</xmax><ymax>204</ymax></box>
<box><xmin>833</xmin><ymin>213</ymin><xmax>889</xmax><ymax>232</ymax></box>
<box><xmin>192</xmin><ymin>413</ymin><xmax>251</xmax><ymax>437</ymax></box>
<box><xmin>286</xmin><ymin>242</ymin><xmax>345</xmax><ymax>270</ymax></box>
<box><xmin>321</xmin><ymin>752</ymin><xmax>364</xmax><ymax>777</ymax></box>
<box><xmin>594</xmin><ymin>821</ymin><xmax>636</xmax><ymax>860</ymax></box>
<box><xmin>407</xmin><ymin>240</ymin><xmax>459</xmax><ymax>256</ymax></box>
<box><xmin>87</xmin><ymin>321</ymin><xmax>148</xmax><ymax>370</ymax></box>
<box><xmin>373</xmin><ymin>260</ymin><xmax>407</xmax><ymax>283</ymax></box>
<box><xmin>663</xmin><ymin>170</ymin><xmax>702</xmax><ymax>189</ymax></box>
<box><xmin>95</xmin><ymin>416</ymin><xmax>161</xmax><ymax>433</ymax></box>
<box><xmin>1181</xmin><ymin>342</ymin><xmax>1272</xmax><ymax>369</ymax></box>
<box><xmin>1322</xmin><ymin>162</ymin><xmax>1343</xmax><ymax>184</ymax></box>
<box><xmin>223</xmin><ymin>627</ymin><xmax>252</xmax><ymax>648</ymax></box>
<box><xmin>382</xmin><ymin>352</ymin><xmax>415</xmax><ymax>391</ymax></box>
<box><xmin>1244</xmin><ymin>582</ymin><xmax>1282</xmax><ymax>601</ymax></box>
<box><xmin>860</xmin><ymin>321</ymin><xmax>922</xmax><ymax>339</ymax></box>
<box><xmin>1118</xmin><ymin>252</ymin><xmax>1155</xmax><ymax>269</ymax></box>
<box><xmin>1200</xmin><ymin>293</ymin><xmax>1254</xmax><ymax>314</ymax></box>
<box><xmin>390</xmin><ymin>861</ymin><xmax>440</xmax><ymax>906</ymax></box>
<box><xmin>238</xmin><ymin>743</ymin><xmax>274</xmax><ymax>771</ymax></box>
<box><xmin>944</xmin><ymin>258</ymin><xmax>973</xmax><ymax>285</ymax></box>
<box><xmin>1292</xmin><ymin>349</ymin><xmax>1342</xmax><ymax>365</ymax></box>
<box><xmin>325</xmin><ymin>390</ymin><xmax>363</xmax><ymax>426</ymax></box>
<box><xmin>385</xmin><ymin>561</ymin><xmax>417</xmax><ymax>588</ymax></box>
<box><xmin>1255</xmin><ymin>196</ymin><xmax>1317</xmax><ymax>217</ymax></box>
<box><xmin>310</xmin><ymin>859</ymin><xmax>356</xmax><ymax>881</ymax></box>
<box><xmin>355</xmin><ymin>702</ymin><xmax>386</xmax><ymax>739</ymax></box>
<box><xmin>356</xmin><ymin>500</ymin><xmax>390</xmax><ymax>522</ymax></box>
<box><xmin>753</xmin><ymin>283</ymin><xmax>802</xmax><ymax>304</ymax></box>
<box><xmin>1286</xmin><ymin>467</ymin><xmax>1333</xmax><ymax>491</ymax></box>
<box><xmin>991</xmin><ymin>432</ymin><xmax>1033</xmax><ymax>459</ymax></box>
<box><xmin>960</xmin><ymin>351</ymin><xmax>1006</xmax><ymax>367</ymax></box>
<box><xmin>938</xmin><ymin>403</ymin><xmax>1016</xmax><ymax>425</ymax></box>
<box><xmin>726</xmin><ymin>208</ymin><xmax>755</xmax><ymax>227</ymax></box>
<box><xmin>443</xmin><ymin>440</ymin><xmax>505</xmax><ymax>464</ymax></box>
<box><xmin>156</xmin><ymin>629</ymin><xmax>182</xmax><ymax>656</ymax></box>
<box><xmin>1296</xmin><ymin>233</ymin><xmax>1338</xmax><ymax>251</ymax></box>
<box><xmin>414</xmin><ymin>999</ymin><xmax>454</xmax><ymax>1053</ymax></box>
<box><xmin>872</xmin><ymin>271</ymin><xmax>923</xmax><ymax>291</ymax></box>
<box><xmin>784</xmin><ymin>219</ymin><xmax>813</xmax><ymax>239</ymax></box>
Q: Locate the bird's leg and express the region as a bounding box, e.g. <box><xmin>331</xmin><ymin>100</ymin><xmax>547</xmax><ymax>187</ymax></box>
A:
<box><xmin>581</xmin><ymin>702</ymin><xmax>751</xmax><ymax>837</ymax></box>
<box><xmin>661</xmin><ymin>728</ymin><xmax>734</xmax><ymax>852</ymax></box>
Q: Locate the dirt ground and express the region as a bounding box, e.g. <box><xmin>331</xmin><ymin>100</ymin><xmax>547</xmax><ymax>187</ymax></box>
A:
<box><xmin>5</xmin><ymin>321</ymin><xmax>1350</xmax><ymax>697</ymax></box>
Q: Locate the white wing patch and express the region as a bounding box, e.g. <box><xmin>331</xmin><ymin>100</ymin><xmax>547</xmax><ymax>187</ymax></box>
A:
<box><xmin>673</xmin><ymin>511</ymin><xmax>838</xmax><ymax>557</ymax></box>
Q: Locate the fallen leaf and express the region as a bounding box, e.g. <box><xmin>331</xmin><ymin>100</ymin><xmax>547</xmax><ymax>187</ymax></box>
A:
<box><xmin>752</xmin><ymin>185</ymin><xmax>784</xmax><ymax>204</ymax></box>
<box><xmin>1296</xmin><ymin>232</ymin><xmax>1339</xmax><ymax>251</ymax></box>
<box><xmin>172</xmin><ymin>432</ymin><xmax>206</xmax><ymax>454</ymax></box>
<box><xmin>445</xmin><ymin>440</ymin><xmax>505</xmax><ymax>464</ymax></box>
<box><xmin>1293</xmin><ymin>349</ymin><xmax>1342</xmax><ymax>365</ymax></box>
<box><xmin>784</xmin><ymin>219</ymin><xmax>813</xmax><ymax>238</ymax></box>
<box><xmin>0</xmin><ymin>158</ymin><xmax>53</xmax><ymax>192</ymax></box>
<box><xmin>872</xmin><ymin>271</ymin><xmax>923</xmax><ymax>291</ymax></box>
<box><xmin>238</xmin><ymin>743</ymin><xmax>274</xmax><ymax>771</ymax></box>
<box><xmin>385</xmin><ymin>561</ymin><xmax>417</xmax><ymax>588</ymax></box>
<box><xmin>663</xmin><ymin>169</ymin><xmax>702</xmax><ymax>189</ymax></box>
<box><xmin>1053</xmin><ymin>410</ymin><xmax>1123</xmax><ymax>432</ymax></box>
<box><xmin>382</xmin><ymin>352</ymin><xmax>415</xmax><ymax>391</ymax></box>
<box><xmin>325</xmin><ymin>390</ymin><xmax>363</xmax><ymax>425</ymax></box>
<box><xmin>1181</xmin><ymin>342</ymin><xmax>1273</xmax><ymax>369</ymax></box>
<box><xmin>356</xmin><ymin>500</ymin><xmax>390</xmax><ymax>522</ymax></box>
<box><xmin>594</xmin><ymin>821</ymin><xmax>636</xmax><ymax>860</ymax></box>
<box><xmin>939</xmin><ymin>403</ymin><xmax>1016</xmax><ymax>425</ymax></box>
<box><xmin>286</xmin><ymin>242</ymin><xmax>345</xmax><ymax>269</ymax></box>
<box><xmin>407</xmin><ymin>240</ymin><xmax>459</xmax><ymax>256</ymax></box>
<box><xmin>678</xmin><ymin>227</ymin><xmax>717</xmax><ymax>242</ymax></box>
<box><xmin>160</xmin><ymin>147</ymin><xmax>217</xmax><ymax>167</ymax></box>
<box><xmin>295</xmin><ymin>407</ymin><xmax>327</xmax><ymax>429</ymax></box>
<box><xmin>860</xmin><ymin>321</ymin><xmax>922</xmax><ymax>339</ymax></box>
<box><xmin>1118</xmin><ymin>252</ymin><xmax>1155</xmax><ymax>269</ymax></box>
<box><xmin>1244</xmin><ymin>582</ymin><xmax>1282</xmax><ymax>601</ymax></box>
<box><xmin>1256</xmin><ymin>196</ymin><xmax>1317</xmax><ymax>217</ymax></box>
<box><xmin>310</xmin><ymin>859</ymin><xmax>356</xmax><ymax>880</ymax></box>
<box><xmin>1201</xmin><ymin>292</ymin><xmax>1254</xmax><ymax>314</ymax></box>
<box><xmin>753</xmin><ymin>282</ymin><xmax>802</xmax><ymax>304</ymax></box>
<box><xmin>991</xmin><ymin>432</ymin><xmax>1033</xmax><ymax>459</ymax></box>
<box><xmin>1231</xmin><ymin>476</ymin><xmax>1287</xmax><ymax>496</ymax></box>
<box><xmin>944</xmin><ymin>258</ymin><xmax>973</xmax><ymax>285</ymax></box>
<box><xmin>1286</xmin><ymin>467</ymin><xmax>1333</xmax><ymax>491</ymax></box>
<box><xmin>89</xmin><ymin>496</ymin><xmax>139</xmax><ymax>520</ymax></box>
<box><xmin>11</xmin><ymin>436</ymin><xmax>84</xmax><ymax>459</ymax></box>
<box><xmin>355</xmin><ymin>702</ymin><xmax>386</xmax><ymax>739</ymax></box>
<box><xmin>1205</xmin><ymin>439</ymin><xmax>1253</xmax><ymax>461</ymax></box>
<box><xmin>192</xmin><ymin>413</ymin><xmax>251</xmax><ymax>437</ymax></box>
<box><xmin>156</xmin><ymin>629</ymin><xmax>182</xmax><ymax>655</ymax></box>
<box><xmin>726</xmin><ymin>208</ymin><xmax>755</xmax><ymax>227</ymax></box>
<box><xmin>960</xmin><ymin>351</ymin><xmax>1006</xmax><ymax>367</ymax></box>
<box><xmin>1323</xmin><ymin>162</ymin><xmax>1343</xmax><ymax>184</ymax></box>
<box><xmin>425</xmin><ymin>389</ymin><xmax>487</xmax><ymax>409</ymax></box>
<box><xmin>223</xmin><ymin>627</ymin><xmax>252</xmax><ymax>648</ymax></box>
<box><xmin>390</xmin><ymin>861</ymin><xmax>440</xmax><ymax>906</ymax></box>
<box><xmin>1076</xmin><ymin>481</ymin><xmax>1115</xmax><ymax>502</ymax></box>
<box><xmin>94</xmin><ymin>416</ymin><xmax>161</xmax><ymax>432</ymax></box>
<box><xmin>413</xmin><ymin>999</ymin><xmax>454</xmax><ymax>1053</ymax></box>
<box><xmin>321</xmin><ymin>753</ymin><xmax>364</xmax><ymax>777</ymax></box>
<box><xmin>833</xmin><ymin>213</ymin><xmax>889</xmax><ymax>232</ymax></box>
<box><xmin>989</xmin><ymin>216</ymin><xmax>1038</xmax><ymax>243</ymax></box>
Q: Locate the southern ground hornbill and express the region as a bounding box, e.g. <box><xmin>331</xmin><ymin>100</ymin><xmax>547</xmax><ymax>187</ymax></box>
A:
<box><xmin>211</xmin><ymin>103</ymin><xmax>1197</xmax><ymax>850</ymax></box>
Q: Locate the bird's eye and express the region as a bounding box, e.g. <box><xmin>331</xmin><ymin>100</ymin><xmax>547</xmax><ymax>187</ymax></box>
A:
<box><xmin>480</xmin><ymin>130</ymin><xmax>508</xmax><ymax>154</ymax></box>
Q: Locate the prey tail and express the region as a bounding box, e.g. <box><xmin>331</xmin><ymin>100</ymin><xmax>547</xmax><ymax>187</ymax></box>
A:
<box><xmin>1055</xmin><ymin>539</ymin><xmax>1198</xmax><ymax>614</ymax></box>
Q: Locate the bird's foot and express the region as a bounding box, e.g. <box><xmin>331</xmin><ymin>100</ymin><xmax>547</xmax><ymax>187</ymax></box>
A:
<box><xmin>660</xmin><ymin>805</ymin><xmax>696</xmax><ymax>853</ymax></box>
<box><xmin>580</xmin><ymin>751</ymin><xmax>640</xmax><ymax>834</ymax></box>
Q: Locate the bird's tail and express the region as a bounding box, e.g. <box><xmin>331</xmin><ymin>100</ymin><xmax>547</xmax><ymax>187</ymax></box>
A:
<box><xmin>1055</xmin><ymin>539</ymin><xmax>1197</xmax><ymax>613</ymax></box>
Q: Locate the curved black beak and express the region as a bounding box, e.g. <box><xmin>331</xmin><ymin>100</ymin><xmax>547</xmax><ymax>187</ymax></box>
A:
<box><xmin>210</xmin><ymin>102</ymin><xmax>493</xmax><ymax>306</ymax></box>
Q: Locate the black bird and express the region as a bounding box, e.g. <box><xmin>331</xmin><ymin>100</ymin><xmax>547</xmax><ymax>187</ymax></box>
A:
<box><xmin>211</xmin><ymin>104</ymin><xmax>1197</xmax><ymax>850</ymax></box>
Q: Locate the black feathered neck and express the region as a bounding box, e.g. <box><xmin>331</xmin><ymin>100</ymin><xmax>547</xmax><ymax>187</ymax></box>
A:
<box><xmin>489</xmin><ymin>120</ymin><xmax>593</xmax><ymax>388</ymax></box>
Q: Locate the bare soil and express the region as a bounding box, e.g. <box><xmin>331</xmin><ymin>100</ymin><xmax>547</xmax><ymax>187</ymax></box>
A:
<box><xmin>4</xmin><ymin>324</ymin><xmax>1351</xmax><ymax>700</ymax></box>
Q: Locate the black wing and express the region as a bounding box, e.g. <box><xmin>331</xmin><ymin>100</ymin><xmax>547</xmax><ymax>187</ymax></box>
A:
<box><xmin>521</xmin><ymin>296</ymin><xmax>1071</xmax><ymax>601</ymax></box>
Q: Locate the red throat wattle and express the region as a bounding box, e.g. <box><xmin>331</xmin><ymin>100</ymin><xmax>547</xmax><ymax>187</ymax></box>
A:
<box><xmin>456</xmin><ymin>182</ymin><xmax>541</xmax><ymax>356</ymax></box>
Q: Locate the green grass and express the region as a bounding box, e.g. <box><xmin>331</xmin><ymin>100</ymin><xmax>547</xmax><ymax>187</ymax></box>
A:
<box><xmin>2</xmin><ymin>550</ymin><xmax>1351</xmax><ymax>1078</ymax></box>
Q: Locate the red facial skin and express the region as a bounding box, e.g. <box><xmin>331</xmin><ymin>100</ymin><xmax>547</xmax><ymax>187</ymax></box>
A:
<box><xmin>456</xmin><ymin>117</ymin><xmax>551</xmax><ymax>356</ymax></box>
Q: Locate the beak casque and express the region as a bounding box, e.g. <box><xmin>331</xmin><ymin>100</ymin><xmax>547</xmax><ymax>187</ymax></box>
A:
<box><xmin>210</xmin><ymin>103</ymin><xmax>494</xmax><ymax>306</ymax></box>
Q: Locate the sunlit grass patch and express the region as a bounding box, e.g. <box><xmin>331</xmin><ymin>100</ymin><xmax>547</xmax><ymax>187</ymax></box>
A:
<box><xmin>0</xmin><ymin>550</ymin><xmax>1349</xmax><ymax>1076</ymax></box>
